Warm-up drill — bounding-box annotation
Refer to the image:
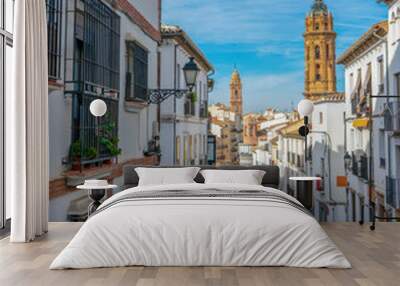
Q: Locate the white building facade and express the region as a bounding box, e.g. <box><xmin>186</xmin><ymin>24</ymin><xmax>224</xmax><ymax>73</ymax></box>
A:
<box><xmin>310</xmin><ymin>96</ymin><xmax>347</xmax><ymax>222</ymax></box>
<box><xmin>277</xmin><ymin>120</ymin><xmax>306</xmax><ymax>195</ymax></box>
<box><xmin>159</xmin><ymin>25</ymin><xmax>214</xmax><ymax>166</ymax></box>
<box><xmin>337</xmin><ymin>20</ymin><xmax>390</xmax><ymax>222</ymax></box>
<box><xmin>380</xmin><ymin>0</ymin><xmax>400</xmax><ymax>216</ymax></box>
<box><xmin>48</xmin><ymin>0</ymin><xmax>162</xmax><ymax>221</ymax></box>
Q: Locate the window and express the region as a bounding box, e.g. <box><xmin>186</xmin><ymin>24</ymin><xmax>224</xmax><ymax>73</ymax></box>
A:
<box><xmin>188</xmin><ymin>135</ymin><xmax>193</xmax><ymax>163</ymax></box>
<box><xmin>378</xmin><ymin>57</ymin><xmax>384</xmax><ymax>84</ymax></box>
<box><xmin>126</xmin><ymin>42</ymin><xmax>148</xmax><ymax>101</ymax></box>
<box><xmin>183</xmin><ymin>136</ymin><xmax>187</xmax><ymax>164</ymax></box>
<box><xmin>379</xmin><ymin>130</ymin><xmax>386</xmax><ymax>168</ymax></box>
<box><xmin>349</xmin><ymin>73</ymin><xmax>354</xmax><ymax>91</ymax></box>
<box><xmin>396</xmin><ymin>73</ymin><xmax>400</xmax><ymax>97</ymax></box>
<box><xmin>176</xmin><ymin>136</ymin><xmax>181</xmax><ymax>165</ymax></box>
<box><xmin>315</xmin><ymin>45</ymin><xmax>320</xmax><ymax>59</ymax></box>
<box><xmin>315</xmin><ymin>23</ymin><xmax>320</xmax><ymax>31</ymax></box>
<box><xmin>316</xmin><ymin>64</ymin><xmax>321</xmax><ymax>81</ymax></box>
<box><xmin>0</xmin><ymin>0</ymin><xmax>14</xmax><ymax>229</ymax></box>
<box><xmin>193</xmin><ymin>135</ymin><xmax>197</xmax><ymax>159</ymax></box>
<box><xmin>391</xmin><ymin>12</ymin><xmax>396</xmax><ymax>43</ymax></box>
<box><xmin>46</xmin><ymin>0</ymin><xmax>63</xmax><ymax>79</ymax></box>
<box><xmin>66</xmin><ymin>0</ymin><xmax>121</xmax><ymax>164</ymax></box>
<box><xmin>326</xmin><ymin>44</ymin><xmax>329</xmax><ymax>59</ymax></box>
<box><xmin>319</xmin><ymin>112</ymin><xmax>323</xmax><ymax>124</ymax></box>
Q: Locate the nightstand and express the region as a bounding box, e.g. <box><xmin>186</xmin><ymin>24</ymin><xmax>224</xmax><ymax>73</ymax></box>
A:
<box><xmin>77</xmin><ymin>183</ymin><xmax>117</xmax><ymax>216</ymax></box>
<box><xmin>289</xmin><ymin>177</ymin><xmax>321</xmax><ymax>211</ymax></box>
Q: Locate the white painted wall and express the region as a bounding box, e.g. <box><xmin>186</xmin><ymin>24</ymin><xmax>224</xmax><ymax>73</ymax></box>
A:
<box><xmin>386</xmin><ymin>0</ymin><xmax>400</xmax><ymax>211</ymax></box>
<box><xmin>159</xmin><ymin>38</ymin><xmax>210</xmax><ymax>166</ymax></box>
<box><xmin>118</xmin><ymin>10</ymin><xmax>159</xmax><ymax>162</ymax></box>
<box><xmin>48</xmin><ymin>0</ymin><xmax>159</xmax><ymax>221</ymax></box>
<box><xmin>342</xmin><ymin>32</ymin><xmax>388</xmax><ymax>221</ymax></box>
<box><xmin>311</xmin><ymin>101</ymin><xmax>347</xmax><ymax>222</ymax></box>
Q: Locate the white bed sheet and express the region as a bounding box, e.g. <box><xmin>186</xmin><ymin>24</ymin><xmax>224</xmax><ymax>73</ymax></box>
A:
<box><xmin>50</xmin><ymin>183</ymin><xmax>351</xmax><ymax>269</ymax></box>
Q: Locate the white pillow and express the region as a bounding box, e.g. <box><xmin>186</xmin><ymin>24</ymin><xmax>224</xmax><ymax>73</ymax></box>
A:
<box><xmin>135</xmin><ymin>167</ymin><xmax>200</xmax><ymax>186</ymax></box>
<box><xmin>200</xmin><ymin>169</ymin><xmax>266</xmax><ymax>185</ymax></box>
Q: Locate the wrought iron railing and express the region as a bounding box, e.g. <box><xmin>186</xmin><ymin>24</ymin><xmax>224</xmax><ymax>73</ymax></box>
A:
<box><xmin>351</xmin><ymin>97</ymin><xmax>358</xmax><ymax>114</ymax></box>
<box><xmin>384</xmin><ymin>101</ymin><xmax>400</xmax><ymax>132</ymax></box>
<box><xmin>65</xmin><ymin>0</ymin><xmax>120</xmax><ymax>93</ymax></box>
<box><xmin>184</xmin><ymin>99</ymin><xmax>195</xmax><ymax>116</ymax></box>
<box><xmin>70</xmin><ymin>94</ymin><xmax>119</xmax><ymax>165</ymax></box>
<box><xmin>46</xmin><ymin>0</ymin><xmax>63</xmax><ymax>79</ymax></box>
<box><xmin>65</xmin><ymin>0</ymin><xmax>121</xmax><ymax>167</ymax></box>
<box><xmin>386</xmin><ymin>177</ymin><xmax>399</xmax><ymax>208</ymax></box>
<box><xmin>199</xmin><ymin>101</ymin><xmax>208</xmax><ymax>118</ymax></box>
<box><xmin>360</xmin><ymin>155</ymin><xmax>368</xmax><ymax>181</ymax></box>
<box><xmin>352</xmin><ymin>152</ymin><xmax>358</xmax><ymax>175</ymax></box>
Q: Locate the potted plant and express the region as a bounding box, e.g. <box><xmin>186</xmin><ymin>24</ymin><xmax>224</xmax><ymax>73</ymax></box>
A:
<box><xmin>188</xmin><ymin>91</ymin><xmax>197</xmax><ymax>103</ymax></box>
<box><xmin>69</xmin><ymin>140</ymin><xmax>82</xmax><ymax>171</ymax></box>
<box><xmin>100</xmin><ymin>136</ymin><xmax>122</xmax><ymax>161</ymax></box>
<box><xmin>83</xmin><ymin>147</ymin><xmax>98</xmax><ymax>160</ymax></box>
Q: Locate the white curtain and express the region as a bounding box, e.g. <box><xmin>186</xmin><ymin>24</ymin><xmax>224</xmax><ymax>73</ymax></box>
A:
<box><xmin>7</xmin><ymin>0</ymin><xmax>49</xmax><ymax>242</ymax></box>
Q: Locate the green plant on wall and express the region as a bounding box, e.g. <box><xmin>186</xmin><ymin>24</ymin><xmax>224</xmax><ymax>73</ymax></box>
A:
<box><xmin>99</xmin><ymin>117</ymin><xmax>122</xmax><ymax>157</ymax></box>
<box><xmin>188</xmin><ymin>91</ymin><xmax>197</xmax><ymax>103</ymax></box>
<box><xmin>100</xmin><ymin>137</ymin><xmax>121</xmax><ymax>156</ymax></box>
<box><xmin>69</xmin><ymin>140</ymin><xmax>98</xmax><ymax>160</ymax></box>
<box><xmin>69</xmin><ymin>140</ymin><xmax>81</xmax><ymax>159</ymax></box>
<box><xmin>83</xmin><ymin>147</ymin><xmax>98</xmax><ymax>159</ymax></box>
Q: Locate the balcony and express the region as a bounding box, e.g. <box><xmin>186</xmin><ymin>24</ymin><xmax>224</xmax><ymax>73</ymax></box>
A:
<box><xmin>70</xmin><ymin>94</ymin><xmax>120</xmax><ymax>168</ymax></box>
<box><xmin>359</xmin><ymin>155</ymin><xmax>368</xmax><ymax>181</ymax></box>
<box><xmin>351</xmin><ymin>152</ymin><xmax>368</xmax><ymax>181</ymax></box>
<box><xmin>352</xmin><ymin>153</ymin><xmax>358</xmax><ymax>175</ymax></box>
<box><xmin>384</xmin><ymin>101</ymin><xmax>400</xmax><ymax>133</ymax></box>
<box><xmin>386</xmin><ymin>177</ymin><xmax>400</xmax><ymax>208</ymax></box>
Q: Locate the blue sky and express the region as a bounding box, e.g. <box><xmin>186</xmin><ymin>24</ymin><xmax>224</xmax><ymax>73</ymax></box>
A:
<box><xmin>163</xmin><ymin>0</ymin><xmax>387</xmax><ymax>113</ymax></box>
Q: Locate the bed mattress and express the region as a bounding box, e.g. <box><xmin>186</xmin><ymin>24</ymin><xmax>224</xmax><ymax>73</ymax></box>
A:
<box><xmin>50</xmin><ymin>183</ymin><xmax>351</xmax><ymax>269</ymax></box>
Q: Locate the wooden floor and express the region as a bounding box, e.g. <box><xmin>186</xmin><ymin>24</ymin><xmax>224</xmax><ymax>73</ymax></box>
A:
<box><xmin>0</xmin><ymin>223</ymin><xmax>399</xmax><ymax>286</ymax></box>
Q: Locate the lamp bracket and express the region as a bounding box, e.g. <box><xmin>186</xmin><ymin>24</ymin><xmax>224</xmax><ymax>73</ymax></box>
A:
<box><xmin>148</xmin><ymin>89</ymin><xmax>189</xmax><ymax>104</ymax></box>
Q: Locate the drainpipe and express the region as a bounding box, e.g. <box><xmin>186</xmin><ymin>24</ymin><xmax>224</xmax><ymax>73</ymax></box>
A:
<box><xmin>173</xmin><ymin>43</ymin><xmax>177</xmax><ymax>165</ymax></box>
<box><xmin>343</xmin><ymin>112</ymin><xmax>350</xmax><ymax>221</ymax></box>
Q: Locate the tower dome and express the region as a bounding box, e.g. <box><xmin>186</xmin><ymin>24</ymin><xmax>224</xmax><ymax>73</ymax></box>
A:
<box><xmin>310</xmin><ymin>0</ymin><xmax>328</xmax><ymax>16</ymax></box>
<box><xmin>231</xmin><ymin>69</ymin><xmax>241</xmax><ymax>82</ymax></box>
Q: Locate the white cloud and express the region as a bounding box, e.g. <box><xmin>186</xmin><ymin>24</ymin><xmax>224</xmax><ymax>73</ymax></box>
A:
<box><xmin>163</xmin><ymin>0</ymin><xmax>387</xmax><ymax>111</ymax></box>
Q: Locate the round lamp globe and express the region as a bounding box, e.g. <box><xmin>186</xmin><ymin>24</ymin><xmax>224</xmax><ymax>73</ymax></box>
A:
<box><xmin>297</xmin><ymin>99</ymin><xmax>314</xmax><ymax>117</ymax></box>
<box><xmin>89</xmin><ymin>99</ymin><xmax>107</xmax><ymax>117</ymax></box>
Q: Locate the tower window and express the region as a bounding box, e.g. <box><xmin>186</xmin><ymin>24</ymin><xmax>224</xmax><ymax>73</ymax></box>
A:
<box><xmin>315</xmin><ymin>23</ymin><xmax>320</xmax><ymax>30</ymax></box>
<box><xmin>315</xmin><ymin>46</ymin><xmax>320</xmax><ymax>60</ymax></box>
<box><xmin>316</xmin><ymin>64</ymin><xmax>321</xmax><ymax>81</ymax></box>
<box><xmin>326</xmin><ymin>44</ymin><xmax>329</xmax><ymax>59</ymax></box>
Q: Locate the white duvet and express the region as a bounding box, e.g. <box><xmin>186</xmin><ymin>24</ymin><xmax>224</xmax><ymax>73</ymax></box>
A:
<box><xmin>50</xmin><ymin>183</ymin><xmax>351</xmax><ymax>269</ymax></box>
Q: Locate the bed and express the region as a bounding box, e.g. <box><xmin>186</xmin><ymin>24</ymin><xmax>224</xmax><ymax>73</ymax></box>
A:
<box><xmin>50</xmin><ymin>166</ymin><xmax>351</xmax><ymax>269</ymax></box>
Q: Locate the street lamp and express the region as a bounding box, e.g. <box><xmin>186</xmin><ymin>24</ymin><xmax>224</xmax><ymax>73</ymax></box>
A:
<box><xmin>89</xmin><ymin>99</ymin><xmax>107</xmax><ymax>160</ymax></box>
<box><xmin>183</xmin><ymin>57</ymin><xmax>200</xmax><ymax>91</ymax></box>
<box><xmin>297</xmin><ymin>99</ymin><xmax>314</xmax><ymax>164</ymax></box>
<box><xmin>90</xmin><ymin>99</ymin><xmax>107</xmax><ymax>117</ymax></box>
<box><xmin>148</xmin><ymin>57</ymin><xmax>200</xmax><ymax>104</ymax></box>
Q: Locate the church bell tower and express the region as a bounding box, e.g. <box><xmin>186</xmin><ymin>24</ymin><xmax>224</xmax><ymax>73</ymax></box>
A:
<box><xmin>304</xmin><ymin>0</ymin><xmax>337</xmax><ymax>100</ymax></box>
<box><xmin>230</xmin><ymin>69</ymin><xmax>243</xmax><ymax>117</ymax></box>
